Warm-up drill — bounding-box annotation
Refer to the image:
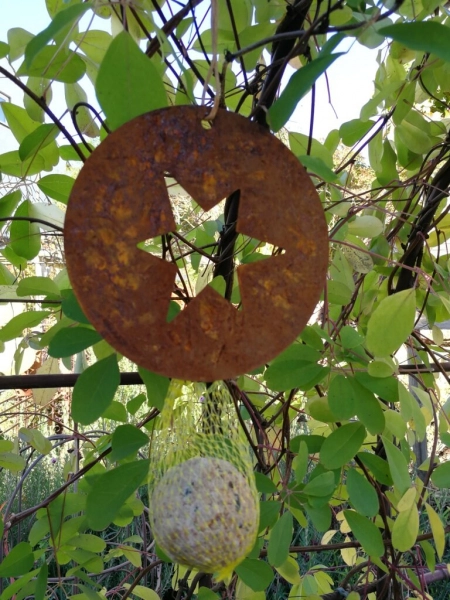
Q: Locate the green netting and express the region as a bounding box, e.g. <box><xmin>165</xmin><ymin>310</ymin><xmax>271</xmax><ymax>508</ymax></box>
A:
<box><xmin>148</xmin><ymin>381</ymin><xmax>259</xmax><ymax>581</ymax></box>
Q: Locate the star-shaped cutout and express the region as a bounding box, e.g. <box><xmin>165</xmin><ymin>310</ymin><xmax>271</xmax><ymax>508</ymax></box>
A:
<box><xmin>136</xmin><ymin>177</ymin><xmax>279</xmax><ymax>323</ymax></box>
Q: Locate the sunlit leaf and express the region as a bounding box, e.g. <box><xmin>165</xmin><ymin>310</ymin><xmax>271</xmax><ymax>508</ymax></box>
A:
<box><xmin>380</xmin><ymin>22</ymin><xmax>450</xmax><ymax>63</ymax></box>
<box><xmin>25</xmin><ymin>4</ymin><xmax>92</xmax><ymax>67</ymax></box>
<box><xmin>19</xmin><ymin>124</ymin><xmax>59</xmax><ymax>161</ymax></box>
<box><xmin>10</xmin><ymin>199</ymin><xmax>41</xmax><ymax>259</ymax></box>
<box><xmin>269</xmin><ymin>53</ymin><xmax>344</xmax><ymax>131</ymax></box>
<box><xmin>18</xmin><ymin>45</ymin><xmax>86</xmax><ymax>82</ymax></box>
<box><xmin>96</xmin><ymin>31</ymin><xmax>167</xmax><ymax>130</ymax></box>
<box><xmin>0</xmin><ymin>310</ymin><xmax>49</xmax><ymax>342</ymax></box>
<box><xmin>366</xmin><ymin>289</ymin><xmax>416</xmax><ymax>357</ymax></box>
<box><xmin>425</xmin><ymin>503</ymin><xmax>445</xmax><ymax>560</ymax></box>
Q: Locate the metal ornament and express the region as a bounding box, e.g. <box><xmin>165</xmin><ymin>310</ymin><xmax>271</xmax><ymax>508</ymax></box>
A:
<box><xmin>64</xmin><ymin>106</ymin><xmax>328</xmax><ymax>381</ymax></box>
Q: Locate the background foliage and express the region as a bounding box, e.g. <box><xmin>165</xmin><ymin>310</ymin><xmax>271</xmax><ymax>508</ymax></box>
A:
<box><xmin>1</xmin><ymin>0</ymin><xmax>450</xmax><ymax>598</ymax></box>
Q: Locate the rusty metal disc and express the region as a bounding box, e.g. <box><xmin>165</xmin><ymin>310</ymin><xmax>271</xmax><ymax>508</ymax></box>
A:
<box><xmin>64</xmin><ymin>106</ymin><xmax>328</xmax><ymax>381</ymax></box>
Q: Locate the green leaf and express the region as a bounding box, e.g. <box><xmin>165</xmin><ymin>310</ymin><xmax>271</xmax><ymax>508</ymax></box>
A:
<box><xmin>0</xmin><ymin>190</ymin><xmax>22</xmax><ymax>221</ymax></box>
<box><xmin>0</xmin><ymin>452</ymin><xmax>26</xmax><ymax>472</ymax></box>
<box><xmin>197</xmin><ymin>588</ymin><xmax>220</xmax><ymax>600</ymax></box>
<box><xmin>17</xmin><ymin>276</ymin><xmax>60</xmax><ymax>297</ymax></box>
<box><xmin>19</xmin><ymin>124</ymin><xmax>59</xmax><ymax>161</ymax></box>
<box><xmin>10</xmin><ymin>200</ymin><xmax>41</xmax><ymax>260</ymax></box>
<box><xmin>18</xmin><ymin>45</ymin><xmax>86</xmax><ymax>83</ymax></box>
<box><xmin>25</xmin><ymin>4</ymin><xmax>92</xmax><ymax>67</ymax></box>
<box><xmin>71</xmin><ymin>354</ymin><xmax>120</xmax><ymax>424</ymax></box>
<box><xmin>102</xmin><ymin>400</ymin><xmax>127</xmax><ymax>422</ymax></box>
<box><xmin>303</xmin><ymin>472</ymin><xmax>335</xmax><ymax>497</ymax></box>
<box><xmin>293</xmin><ymin>441</ymin><xmax>308</xmax><ymax>483</ymax></box>
<box><xmin>267</xmin><ymin>511</ymin><xmax>293</xmax><ymax>567</ymax></box>
<box><xmin>275</xmin><ymin>556</ymin><xmax>301</xmax><ymax>585</ymax></box>
<box><xmin>340</xmin><ymin>119</ymin><xmax>375</xmax><ymax>146</ymax></box>
<box><xmin>19</xmin><ymin>427</ymin><xmax>52</xmax><ymax>454</ymax></box>
<box><xmin>366</xmin><ymin>289</ymin><xmax>416</xmax><ymax>357</ymax></box>
<box><xmin>122</xmin><ymin>585</ymin><xmax>160</xmax><ymax>600</ymax></box>
<box><xmin>49</xmin><ymin>326</ymin><xmax>102</xmax><ymax>357</ymax></box>
<box><xmin>346</xmin><ymin>468</ymin><xmax>379</xmax><ymax>517</ymax></box>
<box><xmin>235</xmin><ymin>559</ymin><xmax>274</xmax><ymax>591</ymax></box>
<box><xmin>431</xmin><ymin>460</ymin><xmax>450</xmax><ymax>489</ymax></box>
<box><xmin>259</xmin><ymin>501</ymin><xmax>282</xmax><ymax>532</ymax></box>
<box><xmin>0</xmin><ymin>542</ymin><xmax>34</xmax><ymax>577</ymax></box>
<box><xmin>35</xmin><ymin>563</ymin><xmax>48</xmax><ymax>600</ymax></box>
<box><xmin>0</xmin><ymin>41</ymin><xmax>10</xmax><ymax>59</ymax></box>
<box><xmin>357</xmin><ymin>452</ymin><xmax>393</xmax><ymax>486</ymax></box>
<box><xmin>65</xmin><ymin>82</ymin><xmax>100</xmax><ymax>138</ymax></box>
<box><xmin>0</xmin><ymin>569</ymin><xmax>40</xmax><ymax>600</ymax></box>
<box><xmin>355</xmin><ymin>372</ymin><xmax>399</xmax><ymax>402</ymax></box>
<box><xmin>379</xmin><ymin>22</ymin><xmax>450</xmax><ymax>63</ymax></box>
<box><xmin>61</xmin><ymin>289</ymin><xmax>90</xmax><ymax>324</ymax></box>
<box><xmin>298</xmin><ymin>155</ymin><xmax>337</xmax><ymax>182</ymax></box>
<box><xmin>344</xmin><ymin>511</ymin><xmax>384</xmax><ymax>557</ymax></box>
<box><xmin>74</xmin><ymin>29</ymin><xmax>113</xmax><ymax>63</ymax></box>
<box><xmin>392</xmin><ymin>503</ymin><xmax>419</xmax><ymax>552</ymax></box>
<box><xmin>0</xmin><ymin>310</ymin><xmax>49</xmax><ymax>342</ymax></box>
<box><xmin>254</xmin><ymin>472</ymin><xmax>277</xmax><ymax>494</ymax></box>
<box><xmin>127</xmin><ymin>393</ymin><xmax>146</xmax><ymax>416</ymax></box>
<box><xmin>348</xmin><ymin>216</ymin><xmax>383</xmax><ymax>238</ymax></box>
<box><xmin>7</xmin><ymin>27</ymin><xmax>34</xmax><ymax>62</ymax></box>
<box><xmin>328</xmin><ymin>375</ymin><xmax>356</xmax><ymax>420</ymax></box>
<box><xmin>320</xmin><ymin>423</ymin><xmax>366</xmax><ymax>470</ymax></box>
<box><xmin>67</xmin><ymin>533</ymin><xmax>106</xmax><ymax>553</ymax></box>
<box><xmin>382</xmin><ymin>437</ymin><xmax>410</xmax><ymax>496</ymax></box>
<box><xmin>1</xmin><ymin>102</ymin><xmax>39</xmax><ymax>142</ymax></box>
<box><xmin>269</xmin><ymin>53</ymin><xmax>344</xmax><ymax>131</ymax></box>
<box><xmin>59</xmin><ymin>143</ymin><xmax>89</xmax><ymax>161</ymax></box>
<box><xmin>138</xmin><ymin>367</ymin><xmax>170</xmax><ymax>410</ymax></box>
<box><xmin>348</xmin><ymin>378</ymin><xmax>385</xmax><ymax>435</ymax></box>
<box><xmin>0</xmin><ymin>150</ymin><xmax>45</xmax><ymax>177</ymax></box>
<box><xmin>96</xmin><ymin>31</ymin><xmax>167</xmax><ymax>130</ymax></box>
<box><xmin>290</xmin><ymin>434</ymin><xmax>324</xmax><ymax>454</ymax></box>
<box><xmin>37</xmin><ymin>174</ymin><xmax>75</xmax><ymax>204</ymax></box>
<box><xmin>86</xmin><ymin>459</ymin><xmax>149</xmax><ymax>530</ymax></box>
<box><xmin>265</xmin><ymin>362</ymin><xmax>329</xmax><ymax>392</ymax></box>
<box><xmin>110</xmin><ymin>424</ymin><xmax>148</xmax><ymax>461</ymax></box>
<box><xmin>303</xmin><ymin>504</ymin><xmax>331</xmax><ymax>532</ymax></box>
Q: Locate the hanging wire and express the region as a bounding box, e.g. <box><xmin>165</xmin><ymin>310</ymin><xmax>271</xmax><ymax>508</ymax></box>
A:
<box><xmin>203</xmin><ymin>0</ymin><xmax>221</xmax><ymax>122</ymax></box>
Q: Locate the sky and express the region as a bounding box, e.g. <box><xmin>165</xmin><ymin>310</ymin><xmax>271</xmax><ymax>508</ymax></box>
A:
<box><xmin>0</xmin><ymin>0</ymin><xmax>380</xmax><ymax>149</ymax></box>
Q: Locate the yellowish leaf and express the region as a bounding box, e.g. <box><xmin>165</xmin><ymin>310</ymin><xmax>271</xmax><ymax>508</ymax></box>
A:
<box><xmin>33</xmin><ymin>356</ymin><xmax>60</xmax><ymax>406</ymax></box>
<box><xmin>397</xmin><ymin>487</ymin><xmax>416</xmax><ymax>512</ymax></box>
<box><xmin>321</xmin><ymin>530</ymin><xmax>338</xmax><ymax>545</ymax></box>
<box><xmin>425</xmin><ymin>503</ymin><xmax>445</xmax><ymax>560</ymax></box>
<box><xmin>275</xmin><ymin>556</ymin><xmax>301</xmax><ymax>585</ymax></box>
<box><xmin>123</xmin><ymin>584</ymin><xmax>159</xmax><ymax>600</ymax></box>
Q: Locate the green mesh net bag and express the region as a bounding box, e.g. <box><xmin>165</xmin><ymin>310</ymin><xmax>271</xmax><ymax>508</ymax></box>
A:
<box><xmin>148</xmin><ymin>381</ymin><xmax>259</xmax><ymax>581</ymax></box>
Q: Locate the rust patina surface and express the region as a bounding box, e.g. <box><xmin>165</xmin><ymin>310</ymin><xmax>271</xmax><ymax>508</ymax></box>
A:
<box><xmin>64</xmin><ymin>106</ymin><xmax>328</xmax><ymax>381</ymax></box>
